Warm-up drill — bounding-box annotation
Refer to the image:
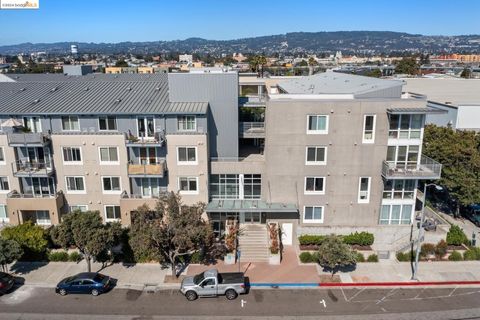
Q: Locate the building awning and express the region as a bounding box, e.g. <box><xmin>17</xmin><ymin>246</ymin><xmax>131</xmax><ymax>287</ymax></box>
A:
<box><xmin>206</xmin><ymin>200</ymin><xmax>297</xmax><ymax>213</ymax></box>
<box><xmin>387</xmin><ymin>107</ymin><xmax>447</xmax><ymax>114</ymax></box>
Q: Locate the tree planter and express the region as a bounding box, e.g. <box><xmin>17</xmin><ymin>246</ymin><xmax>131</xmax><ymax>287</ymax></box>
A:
<box><xmin>269</xmin><ymin>253</ymin><xmax>281</xmax><ymax>265</ymax></box>
<box><xmin>224</xmin><ymin>252</ymin><xmax>236</xmax><ymax>265</ymax></box>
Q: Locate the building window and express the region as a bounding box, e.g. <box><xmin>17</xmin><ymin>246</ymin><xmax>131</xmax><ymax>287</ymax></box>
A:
<box><xmin>61</xmin><ymin>116</ymin><xmax>80</xmax><ymax>131</ymax></box>
<box><xmin>99</xmin><ymin>147</ymin><xmax>119</xmax><ymax>164</ymax></box>
<box><xmin>305</xmin><ymin>146</ymin><xmax>327</xmax><ymax>165</ymax></box>
<box><xmin>379</xmin><ymin>204</ymin><xmax>413</xmax><ymax>225</ymax></box>
<box><xmin>139</xmin><ymin>178</ymin><xmax>163</xmax><ymax>197</ymax></box>
<box><xmin>137</xmin><ymin>117</ymin><xmax>154</xmax><ymax>138</ymax></box>
<box><xmin>304</xmin><ymin>177</ymin><xmax>325</xmax><ymax>194</ymax></box>
<box><xmin>0</xmin><ymin>205</ymin><xmax>8</xmax><ymax>223</ymax></box>
<box><xmin>70</xmin><ymin>205</ymin><xmax>88</xmax><ymax>212</ymax></box>
<box><xmin>388</xmin><ymin>114</ymin><xmax>423</xmax><ymax>139</ymax></box>
<box><xmin>179</xmin><ymin>177</ymin><xmax>198</xmax><ymax>194</ymax></box>
<box><xmin>243</xmin><ymin>174</ymin><xmax>261</xmax><ymax>199</ymax></box>
<box><xmin>23</xmin><ymin>116</ymin><xmax>42</xmax><ymax>133</ymax></box>
<box><xmin>99</xmin><ymin>116</ymin><xmax>117</xmax><ymax>131</ymax></box>
<box><xmin>65</xmin><ymin>176</ymin><xmax>85</xmax><ymax>193</ymax></box>
<box><xmin>0</xmin><ymin>177</ymin><xmax>9</xmax><ymax>191</ymax></box>
<box><xmin>386</xmin><ymin>145</ymin><xmax>419</xmax><ymax>170</ymax></box>
<box><xmin>303</xmin><ymin>206</ymin><xmax>324</xmax><ymax>223</ymax></box>
<box><xmin>177</xmin><ymin>147</ymin><xmax>197</xmax><ymax>164</ymax></box>
<box><xmin>307</xmin><ymin>115</ymin><xmax>328</xmax><ymax>134</ymax></box>
<box><xmin>102</xmin><ymin>176</ymin><xmax>121</xmax><ymax>193</ymax></box>
<box><xmin>362</xmin><ymin>115</ymin><xmax>376</xmax><ymax>143</ymax></box>
<box><xmin>358</xmin><ymin>177</ymin><xmax>371</xmax><ymax>203</ymax></box>
<box><xmin>35</xmin><ymin>210</ymin><xmax>51</xmax><ymax>225</ymax></box>
<box><xmin>383</xmin><ymin>179</ymin><xmax>415</xmax><ymax>199</ymax></box>
<box><xmin>178</xmin><ymin>115</ymin><xmax>196</xmax><ymax>131</ymax></box>
<box><xmin>62</xmin><ymin>147</ymin><xmax>82</xmax><ymax>164</ymax></box>
<box><xmin>0</xmin><ymin>147</ymin><xmax>5</xmax><ymax>164</ymax></box>
<box><xmin>210</xmin><ymin>174</ymin><xmax>239</xmax><ymax>199</ymax></box>
<box><xmin>105</xmin><ymin>205</ymin><xmax>121</xmax><ymax>221</ymax></box>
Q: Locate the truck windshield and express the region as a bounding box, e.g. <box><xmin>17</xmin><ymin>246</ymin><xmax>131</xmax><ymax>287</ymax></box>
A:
<box><xmin>193</xmin><ymin>272</ymin><xmax>205</xmax><ymax>285</ymax></box>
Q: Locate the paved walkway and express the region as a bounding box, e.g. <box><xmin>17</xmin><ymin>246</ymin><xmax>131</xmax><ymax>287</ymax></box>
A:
<box><xmin>427</xmin><ymin>206</ymin><xmax>480</xmax><ymax>244</ymax></box>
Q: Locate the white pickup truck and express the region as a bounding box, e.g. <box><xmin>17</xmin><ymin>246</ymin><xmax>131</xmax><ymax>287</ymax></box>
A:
<box><xmin>180</xmin><ymin>269</ymin><xmax>246</xmax><ymax>301</ymax></box>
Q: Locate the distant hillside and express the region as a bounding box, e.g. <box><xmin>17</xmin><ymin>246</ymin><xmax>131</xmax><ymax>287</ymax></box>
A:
<box><xmin>1</xmin><ymin>31</ymin><xmax>479</xmax><ymax>55</ymax></box>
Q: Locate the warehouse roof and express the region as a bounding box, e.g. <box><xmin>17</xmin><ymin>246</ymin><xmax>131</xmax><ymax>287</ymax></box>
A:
<box><xmin>0</xmin><ymin>74</ymin><xmax>208</xmax><ymax>115</ymax></box>
<box><xmin>0</xmin><ymin>73</ymin><xmax>168</xmax><ymax>82</ymax></box>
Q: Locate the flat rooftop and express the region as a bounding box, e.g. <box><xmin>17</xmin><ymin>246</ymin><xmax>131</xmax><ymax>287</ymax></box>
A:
<box><xmin>403</xmin><ymin>78</ymin><xmax>480</xmax><ymax>107</ymax></box>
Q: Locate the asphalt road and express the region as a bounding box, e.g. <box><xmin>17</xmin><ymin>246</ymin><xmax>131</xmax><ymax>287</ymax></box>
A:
<box><xmin>2</xmin><ymin>285</ymin><xmax>480</xmax><ymax>319</ymax></box>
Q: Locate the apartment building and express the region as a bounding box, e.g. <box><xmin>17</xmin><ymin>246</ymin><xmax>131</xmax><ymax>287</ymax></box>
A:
<box><xmin>0</xmin><ymin>71</ymin><xmax>442</xmax><ymax>254</ymax></box>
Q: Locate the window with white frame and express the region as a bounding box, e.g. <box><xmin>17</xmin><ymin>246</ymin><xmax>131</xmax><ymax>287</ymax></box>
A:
<box><xmin>99</xmin><ymin>116</ymin><xmax>117</xmax><ymax>131</ymax></box>
<box><xmin>305</xmin><ymin>146</ymin><xmax>327</xmax><ymax>165</ymax></box>
<box><xmin>383</xmin><ymin>179</ymin><xmax>415</xmax><ymax>199</ymax></box>
<box><xmin>65</xmin><ymin>176</ymin><xmax>85</xmax><ymax>193</ymax></box>
<box><xmin>386</xmin><ymin>145</ymin><xmax>420</xmax><ymax>170</ymax></box>
<box><xmin>179</xmin><ymin>177</ymin><xmax>198</xmax><ymax>194</ymax></box>
<box><xmin>62</xmin><ymin>147</ymin><xmax>82</xmax><ymax>164</ymax></box>
<box><xmin>0</xmin><ymin>147</ymin><xmax>5</xmax><ymax>164</ymax></box>
<box><xmin>177</xmin><ymin>115</ymin><xmax>196</xmax><ymax>131</ymax></box>
<box><xmin>304</xmin><ymin>177</ymin><xmax>325</xmax><ymax>194</ymax></box>
<box><xmin>379</xmin><ymin>204</ymin><xmax>413</xmax><ymax>225</ymax></box>
<box><xmin>105</xmin><ymin>205</ymin><xmax>121</xmax><ymax>221</ymax></box>
<box><xmin>362</xmin><ymin>115</ymin><xmax>376</xmax><ymax>143</ymax></box>
<box><xmin>137</xmin><ymin>117</ymin><xmax>154</xmax><ymax>138</ymax></box>
<box><xmin>69</xmin><ymin>205</ymin><xmax>88</xmax><ymax>213</ymax></box>
<box><xmin>388</xmin><ymin>114</ymin><xmax>423</xmax><ymax>139</ymax></box>
<box><xmin>177</xmin><ymin>147</ymin><xmax>197</xmax><ymax>164</ymax></box>
<box><xmin>0</xmin><ymin>205</ymin><xmax>8</xmax><ymax>223</ymax></box>
<box><xmin>0</xmin><ymin>177</ymin><xmax>9</xmax><ymax>191</ymax></box>
<box><xmin>99</xmin><ymin>147</ymin><xmax>119</xmax><ymax>163</ymax></box>
<box><xmin>209</xmin><ymin>174</ymin><xmax>240</xmax><ymax>199</ymax></box>
<box><xmin>102</xmin><ymin>176</ymin><xmax>121</xmax><ymax>193</ymax></box>
<box><xmin>303</xmin><ymin>206</ymin><xmax>324</xmax><ymax>223</ymax></box>
<box><xmin>23</xmin><ymin>116</ymin><xmax>42</xmax><ymax>133</ymax></box>
<box><xmin>358</xmin><ymin>177</ymin><xmax>371</xmax><ymax>203</ymax></box>
<box><xmin>307</xmin><ymin>115</ymin><xmax>328</xmax><ymax>134</ymax></box>
<box><xmin>35</xmin><ymin>210</ymin><xmax>51</xmax><ymax>225</ymax></box>
<box><xmin>61</xmin><ymin>116</ymin><xmax>80</xmax><ymax>131</ymax></box>
<box><xmin>139</xmin><ymin>178</ymin><xmax>163</xmax><ymax>197</ymax></box>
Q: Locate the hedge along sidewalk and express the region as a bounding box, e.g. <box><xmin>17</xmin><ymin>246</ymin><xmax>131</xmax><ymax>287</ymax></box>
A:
<box><xmin>8</xmin><ymin>261</ymin><xmax>172</xmax><ymax>289</ymax></box>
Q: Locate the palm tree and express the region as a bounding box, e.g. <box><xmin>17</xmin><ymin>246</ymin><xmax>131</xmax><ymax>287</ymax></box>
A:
<box><xmin>308</xmin><ymin>57</ymin><xmax>317</xmax><ymax>76</ymax></box>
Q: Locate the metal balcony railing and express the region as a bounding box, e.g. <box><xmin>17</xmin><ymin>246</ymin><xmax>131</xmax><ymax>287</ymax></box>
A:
<box><xmin>239</xmin><ymin>122</ymin><xmax>265</xmax><ymax>138</ymax></box>
<box><xmin>238</xmin><ymin>94</ymin><xmax>267</xmax><ymax>107</ymax></box>
<box><xmin>125</xmin><ymin>132</ymin><xmax>165</xmax><ymax>146</ymax></box>
<box><xmin>127</xmin><ymin>159</ymin><xmax>166</xmax><ymax>177</ymax></box>
<box><xmin>120</xmin><ymin>188</ymin><xmax>169</xmax><ymax>199</ymax></box>
<box><xmin>7</xmin><ymin>190</ymin><xmax>62</xmax><ymax>199</ymax></box>
<box><xmin>382</xmin><ymin>155</ymin><xmax>442</xmax><ymax>180</ymax></box>
<box><xmin>7</xmin><ymin>133</ymin><xmax>51</xmax><ymax>146</ymax></box>
<box><xmin>12</xmin><ymin>160</ymin><xmax>55</xmax><ymax>176</ymax></box>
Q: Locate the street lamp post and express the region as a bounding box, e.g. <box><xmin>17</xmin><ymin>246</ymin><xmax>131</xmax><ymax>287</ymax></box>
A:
<box><xmin>411</xmin><ymin>183</ymin><xmax>442</xmax><ymax>280</ymax></box>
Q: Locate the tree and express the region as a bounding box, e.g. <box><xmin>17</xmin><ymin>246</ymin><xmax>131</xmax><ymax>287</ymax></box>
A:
<box><xmin>395</xmin><ymin>57</ymin><xmax>419</xmax><ymax>75</ymax></box>
<box><xmin>316</xmin><ymin>234</ymin><xmax>356</xmax><ymax>275</ymax></box>
<box><xmin>1</xmin><ymin>222</ymin><xmax>48</xmax><ymax>260</ymax></box>
<box><xmin>365</xmin><ymin>69</ymin><xmax>382</xmax><ymax>78</ymax></box>
<box><xmin>130</xmin><ymin>192</ymin><xmax>212</xmax><ymax>277</ymax></box>
<box><xmin>248</xmin><ymin>55</ymin><xmax>267</xmax><ymax>77</ymax></box>
<box><xmin>423</xmin><ymin>125</ymin><xmax>480</xmax><ymax>216</ymax></box>
<box><xmin>115</xmin><ymin>60</ymin><xmax>128</xmax><ymax>67</ymax></box>
<box><xmin>460</xmin><ymin>68</ymin><xmax>471</xmax><ymax>79</ymax></box>
<box><xmin>51</xmin><ymin>211</ymin><xmax>122</xmax><ymax>272</ymax></box>
<box><xmin>0</xmin><ymin>238</ymin><xmax>23</xmax><ymax>272</ymax></box>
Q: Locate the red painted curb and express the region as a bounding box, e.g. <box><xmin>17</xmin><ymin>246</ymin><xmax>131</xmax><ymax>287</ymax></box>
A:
<box><xmin>319</xmin><ymin>281</ymin><xmax>480</xmax><ymax>287</ymax></box>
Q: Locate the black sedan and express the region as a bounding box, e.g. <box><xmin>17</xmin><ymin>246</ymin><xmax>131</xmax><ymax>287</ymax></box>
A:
<box><xmin>0</xmin><ymin>272</ymin><xmax>15</xmax><ymax>295</ymax></box>
<box><xmin>55</xmin><ymin>272</ymin><xmax>112</xmax><ymax>296</ymax></box>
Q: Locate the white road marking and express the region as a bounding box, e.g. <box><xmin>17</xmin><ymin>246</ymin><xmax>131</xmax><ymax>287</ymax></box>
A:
<box><xmin>448</xmin><ymin>286</ymin><xmax>458</xmax><ymax>297</ymax></box>
<box><xmin>376</xmin><ymin>288</ymin><xmax>397</xmax><ymax>305</ymax></box>
<box><xmin>347</xmin><ymin>288</ymin><xmax>365</xmax><ymax>302</ymax></box>
<box><xmin>0</xmin><ymin>286</ymin><xmax>36</xmax><ymax>305</ymax></box>
<box><xmin>241</xmin><ymin>299</ymin><xmax>247</xmax><ymax>308</ymax></box>
<box><xmin>340</xmin><ymin>288</ymin><xmax>348</xmax><ymax>302</ymax></box>
<box><xmin>319</xmin><ymin>299</ymin><xmax>326</xmax><ymax>308</ymax></box>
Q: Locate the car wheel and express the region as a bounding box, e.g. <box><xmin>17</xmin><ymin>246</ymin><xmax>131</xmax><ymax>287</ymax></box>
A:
<box><xmin>225</xmin><ymin>289</ymin><xmax>238</xmax><ymax>300</ymax></box>
<box><xmin>59</xmin><ymin>289</ymin><xmax>67</xmax><ymax>296</ymax></box>
<box><xmin>91</xmin><ymin>289</ymin><xmax>99</xmax><ymax>296</ymax></box>
<box><xmin>185</xmin><ymin>291</ymin><xmax>197</xmax><ymax>301</ymax></box>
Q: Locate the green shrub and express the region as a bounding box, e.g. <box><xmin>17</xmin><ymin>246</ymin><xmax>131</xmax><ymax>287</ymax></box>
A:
<box><xmin>189</xmin><ymin>251</ymin><xmax>202</xmax><ymax>264</ymax></box>
<box><xmin>435</xmin><ymin>240</ymin><xmax>448</xmax><ymax>259</ymax></box>
<box><xmin>68</xmin><ymin>252</ymin><xmax>82</xmax><ymax>262</ymax></box>
<box><xmin>343</xmin><ymin>232</ymin><xmax>374</xmax><ymax>246</ymax></box>
<box><xmin>367</xmin><ymin>254</ymin><xmax>379</xmax><ymax>262</ymax></box>
<box><xmin>463</xmin><ymin>247</ymin><xmax>480</xmax><ymax>261</ymax></box>
<box><xmin>299</xmin><ymin>251</ymin><xmax>318</xmax><ymax>263</ymax></box>
<box><xmin>420</xmin><ymin>243</ymin><xmax>436</xmax><ymax>258</ymax></box>
<box><xmin>48</xmin><ymin>251</ymin><xmax>69</xmax><ymax>262</ymax></box>
<box><xmin>1</xmin><ymin>222</ymin><xmax>49</xmax><ymax>261</ymax></box>
<box><xmin>396</xmin><ymin>251</ymin><xmax>414</xmax><ymax>262</ymax></box>
<box><xmin>446</xmin><ymin>225</ymin><xmax>469</xmax><ymax>246</ymax></box>
<box><xmin>448</xmin><ymin>251</ymin><xmax>463</xmax><ymax>261</ymax></box>
<box><xmin>298</xmin><ymin>235</ymin><xmax>325</xmax><ymax>246</ymax></box>
<box><xmin>354</xmin><ymin>251</ymin><xmax>365</xmax><ymax>262</ymax></box>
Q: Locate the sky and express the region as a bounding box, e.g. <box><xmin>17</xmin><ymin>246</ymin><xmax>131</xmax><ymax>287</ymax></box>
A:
<box><xmin>0</xmin><ymin>0</ymin><xmax>479</xmax><ymax>45</ymax></box>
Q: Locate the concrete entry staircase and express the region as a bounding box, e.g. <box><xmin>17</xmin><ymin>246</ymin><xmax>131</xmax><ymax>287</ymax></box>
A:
<box><xmin>238</xmin><ymin>224</ymin><xmax>269</xmax><ymax>262</ymax></box>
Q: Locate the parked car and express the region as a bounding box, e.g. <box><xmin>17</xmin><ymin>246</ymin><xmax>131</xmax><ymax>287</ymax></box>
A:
<box><xmin>180</xmin><ymin>269</ymin><xmax>247</xmax><ymax>301</ymax></box>
<box><xmin>55</xmin><ymin>272</ymin><xmax>112</xmax><ymax>296</ymax></box>
<box><xmin>0</xmin><ymin>272</ymin><xmax>15</xmax><ymax>295</ymax></box>
<box><xmin>466</xmin><ymin>204</ymin><xmax>480</xmax><ymax>227</ymax></box>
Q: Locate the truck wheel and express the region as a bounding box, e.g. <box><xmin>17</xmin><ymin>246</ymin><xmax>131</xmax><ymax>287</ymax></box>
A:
<box><xmin>185</xmin><ymin>291</ymin><xmax>198</xmax><ymax>301</ymax></box>
<box><xmin>225</xmin><ymin>289</ymin><xmax>238</xmax><ymax>300</ymax></box>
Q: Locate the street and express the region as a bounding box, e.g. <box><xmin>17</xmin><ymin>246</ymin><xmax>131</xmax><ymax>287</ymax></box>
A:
<box><xmin>2</xmin><ymin>286</ymin><xmax>480</xmax><ymax>319</ymax></box>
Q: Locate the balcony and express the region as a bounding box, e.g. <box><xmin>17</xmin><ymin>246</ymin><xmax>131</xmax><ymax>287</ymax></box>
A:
<box><xmin>125</xmin><ymin>132</ymin><xmax>165</xmax><ymax>147</ymax></box>
<box><xmin>127</xmin><ymin>160</ymin><xmax>166</xmax><ymax>177</ymax></box>
<box><xmin>382</xmin><ymin>155</ymin><xmax>442</xmax><ymax>180</ymax></box>
<box><xmin>120</xmin><ymin>189</ymin><xmax>169</xmax><ymax>222</ymax></box>
<box><xmin>6</xmin><ymin>191</ymin><xmax>65</xmax><ymax>225</ymax></box>
<box><xmin>7</xmin><ymin>133</ymin><xmax>51</xmax><ymax>147</ymax></box>
<box><xmin>12</xmin><ymin>160</ymin><xmax>55</xmax><ymax>177</ymax></box>
<box><xmin>239</xmin><ymin>122</ymin><xmax>265</xmax><ymax>138</ymax></box>
<box><xmin>238</xmin><ymin>95</ymin><xmax>267</xmax><ymax>108</ymax></box>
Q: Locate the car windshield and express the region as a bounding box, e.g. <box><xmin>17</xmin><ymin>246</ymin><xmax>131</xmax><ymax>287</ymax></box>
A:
<box><xmin>93</xmin><ymin>274</ymin><xmax>108</xmax><ymax>284</ymax></box>
<box><xmin>193</xmin><ymin>272</ymin><xmax>205</xmax><ymax>285</ymax></box>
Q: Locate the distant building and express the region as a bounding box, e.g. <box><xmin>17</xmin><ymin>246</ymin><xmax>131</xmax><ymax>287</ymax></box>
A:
<box><xmin>63</xmin><ymin>65</ymin><xmax>93</xmax><ymax>76</ymax></box>
<box><xmin>178</xmin><ymin>54</ymin><xmax>193</xmax><ymax>65</ymax></box>
<box><xmin>71</xmin><ymin>44</ymin><xmax>78</xmax><ymax>55</ymax></box>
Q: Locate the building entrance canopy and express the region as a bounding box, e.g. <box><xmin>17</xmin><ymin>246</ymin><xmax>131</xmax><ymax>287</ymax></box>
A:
<box><xmin>206</xmin><ymin>200</ymin><xmax>297</xmax><ymax>213</ymax></box>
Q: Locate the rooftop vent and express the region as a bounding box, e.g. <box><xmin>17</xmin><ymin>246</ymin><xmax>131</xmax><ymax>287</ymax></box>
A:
<box><xmin>155</xmin><ymin>87</ymin><xmax>161</xmax><ymax>91</ymax></box>
<box><xmin>115</xmin><ymin>98</ymin><xmax>122</xmax><ymax>103</ymax></box>
<box><xmin>126</xmin><ymin>87</ymin><xmax>132</xmax><ymax>91</ymax></box>
<box><xmin>51</xmin><ymin>87</ymin><xmax>58</xmax><ymax>92</ymax></box>
<box><xmin>84</xmin><ymin>87</ymin><xmax>89</xmax><ymax>91</ymax></box>
<box><xmin>33</xmin><ymin>99</ymin><xmax>40</xmax><ymax>103</ymax></box>
<box><xmin>20</xmin><ymin>88</ymin><xmax>26</xmax><ymax>91</ymax></box>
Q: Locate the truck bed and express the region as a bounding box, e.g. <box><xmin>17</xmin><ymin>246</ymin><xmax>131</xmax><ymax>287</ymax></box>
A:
<box><xmin>218</xmin><ymin>272</ymin><xmax>245</xmax><ymax>285</ymax></box>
